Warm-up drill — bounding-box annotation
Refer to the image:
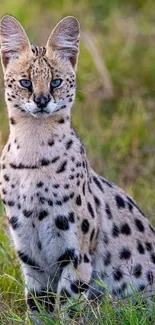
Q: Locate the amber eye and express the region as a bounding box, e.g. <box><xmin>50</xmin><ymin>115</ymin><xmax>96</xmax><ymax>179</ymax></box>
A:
<box><xmin>20</xmin><ymin>79</ymin><xmax>32</xmax><ymax>90</ymax></box>
<box><xmin>50</xmin><ymin>79</ymin><xmax>62</xmax><ymax>89</ymax></box>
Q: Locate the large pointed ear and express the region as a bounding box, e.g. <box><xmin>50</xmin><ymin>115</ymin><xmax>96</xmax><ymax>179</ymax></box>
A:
<box><xmin>0</xmin><ymin>15</ymin><xmax>31</xmax><ymax>69</ymax></box>
<box><xmin>46</xmin><ymin>16</ymin><xmax>80</xmax><ymax>69</ymax></box>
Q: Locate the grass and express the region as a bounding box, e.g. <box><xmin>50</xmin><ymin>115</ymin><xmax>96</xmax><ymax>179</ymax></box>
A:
<box><xmin>0</xmin><ymin>0</ymin><xmax>155</xmax><ymax>323</ymax></box>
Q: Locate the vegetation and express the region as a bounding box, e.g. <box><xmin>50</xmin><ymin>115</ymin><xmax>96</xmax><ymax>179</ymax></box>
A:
<box><xmin>0</xmin><ymin>0</ymin><xmax>155</xmax><ymax>323</ymax></box>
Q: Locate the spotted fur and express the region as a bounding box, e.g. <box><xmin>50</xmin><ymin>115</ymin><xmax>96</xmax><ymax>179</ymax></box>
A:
<box><xmin>1</xmin><ymin>15</ymin><xmax>155</xmax><ymax>325</ymax></box>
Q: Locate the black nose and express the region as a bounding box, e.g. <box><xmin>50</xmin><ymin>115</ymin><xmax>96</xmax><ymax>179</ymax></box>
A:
<box><xmin>34</xmin><ymin>94</ymin><xmax>50</xmax><ymax>109</ymax></box>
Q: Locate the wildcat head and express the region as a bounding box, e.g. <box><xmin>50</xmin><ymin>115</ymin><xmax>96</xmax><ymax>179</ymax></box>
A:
<box><xmin>0</xmin><ymin>15</ymin><xmax>80</xmax><ymax>118</ymax></box>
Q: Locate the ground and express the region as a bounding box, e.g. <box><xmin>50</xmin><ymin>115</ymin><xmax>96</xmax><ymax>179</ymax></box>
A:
<box><xmin>0</xmin><ymin>0</ymin><xmax>155</xmax><ymax>324</ymax></box>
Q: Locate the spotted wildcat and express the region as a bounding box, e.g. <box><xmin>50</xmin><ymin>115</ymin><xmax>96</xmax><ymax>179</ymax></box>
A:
<box><xmin>0</xmin><ymin>15</ymin><xmax>155</xmax><ymax>325</ymax></box>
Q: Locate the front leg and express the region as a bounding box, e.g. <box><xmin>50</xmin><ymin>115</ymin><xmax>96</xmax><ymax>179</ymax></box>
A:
<box><xmin>57</xmin><ymin>249</ymin><xmax>93</xmax><ymax>320</ymax></box>
<box><xmin>23</xmin><ymin>266</ymin><xmax>55</xmax><ymax>325</ymax></box>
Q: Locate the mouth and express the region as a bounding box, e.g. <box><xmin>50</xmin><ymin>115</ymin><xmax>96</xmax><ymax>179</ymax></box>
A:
<box><xmin>33</xmin><ymin>109</ymin><xmax>50</xmax><ymax>115</ymax></box>
<box><xmin>31</xmin><ymin>103</ymin><xmax>67</xmax><ymax>117</ymax></box>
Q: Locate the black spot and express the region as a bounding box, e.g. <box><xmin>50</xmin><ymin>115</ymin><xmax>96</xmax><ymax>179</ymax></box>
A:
<box><xmin>48</xmin><ymin>199</ymin><xmax>53</xmax><ymax>206</ymax></box>
<box><xmin>58</xmin><ymin>118</ymin><xmax>65</xmax><ymax>124</ymax></box>
<box><xmin>90</xmin><ymin>229</ymin><xmax>95</xmax><ymax>241</ymax></box>
<box><xmin>76</xmin><ymin>195</ymin><xmax>82</xmax><ymax>206</ymax></box>
<box><xmin>127</xmin><ymin>202</ymin><xmax>133</xmax><ymax>212</ymax></box>
<box><xmin>137</xmin><ymin>241</ymin><xmax>145</xmax><ymax>254</ymax></box>
<box><xmin>71</xmin><ymin>281</ymin><xmax>88</xmax><ymax>294</ymax></box>
<box><xmin>120</xmin><ymin>247</ymin><xmax>131</xmax><ymax>260</ymax></box>
<box><xmin>134</xmin><ymin>219</ymin><xmax>145</xmax><ymax>233</ymax></box>
<box><xmin>147</xmin><ymin>270</ymin><xmax>154</xmax><ymax>285</ymax></box>
<box><xmin>53</xmin><ymin>184</ymin><xmax>60</xmax><ymax>189</ymax></box>
<box><xmin>23</xmin><ymin>210</ymin><xmax>33</xmax><ymax>218</ymax></box>
<box><xmin>120</xmin><ymin>223</ymin><xmax>131</xmax><ymax>235</ymax></box>
<box><xmin>138</xmin><ymin>284</ymin><xmax>145</xmax><ymax>292</ymax></box>
<box><xmin>70</xmin><ymin>193</ymin><xmax>75</xmax><ymax>200</ymax></box>
<box><xmin>102</xmin><ymin>231</ymin><xmax>109</xmax><ymax>245</ymax></box>
<box><xmin>87</xmin><ymin>182</ymin><xmax>92</xmax><ymax>194</ymax></box>
<box><xmin>76</xmin><ymin>162</ymin><xmax>81</xmax><ymax>168</ymax></box>
<box><xmin>63</xmin><ymin>195</ymin><xmax>70</xmax><ymax>203</ymax></box>
<box><xmin>145</xmin><ymin>242</ymin><xmax>152</xmax><ymax>251</ymax></box>
<box><xmin>149</xmin><ymin>224</ymin><xmax>155</xmax><ymax>235</ymax></box>
<box><xmin>55</xmin><ymin>215</ymin><xmax>69</xmax><ymax>231</ymax></box>
<box><xmin>9</xmin><ymin>216</ymin><xmax>20</xmax><ymax>230</ymax></box>
<box><xmin>48</xmin><ymin>139</ymin><xmax>55</xmax><ymax>146</ymax></box>
<box><xmin>113</xmin><ymin>269</ymin><xmax>123</xmax><ymax>281</ymax></box>
<box><xmin>70</xmin><ymin>282</ymin><xmax>79</xmax><ymax>294</ymax></box>
<box><xmin>4</xmin><ymin>174</ymin><xmax>10</xmax><ymax>182</ymax></box>
<box><xmin>7</xmin><ymin>200</ymin><xmax>15</xmax><ymax>207</ymax></box>
<box><xmin>56</xmin><ymin>160</ymin><xmax>67</xmax><ymax>173</ymax></box>
<box><xmin>64</xmin><ymin>184</ymin><xmax>69</xmax><ymax>189</ymax></box>
<box><xmin>93</xmin><ymin>176</ymin><xmax>104</xmax><ymax>192</ymax></box>
<box><xmin>55</xmin><ymin>200</ymin><xmax>62</xmax><ymax>206</ymax></box>
<box><xmin>58</xmin><ymin>248</ymin><xmax>75</xmax><ymax>268</ymax></box>
<box><xmin>7</xmin><ymin>144</ymin><xmax>11</xmax><ymax>152</ymax></box>
<box><xmin>10</xmin><ymin>117</ymin><xmax>16</xmax><ymax>125</ymax></box>
<box><xmin>40</xmin><ymin>158</ymin><xmax>50</xmax><ymax>166</ymax></box>
<box><xmin>84</xmin><ymin>254</ymin><xmax>90</xmax><ymax>263</ymax></box>
<box><xmin>66</xmin><ymin>139</ymin><xmax>73</xmax><ymax>150</ymax></box>
<box><xmin>18</xmin><ymin>251</ymin><xmax>40</xmax><ymax>269</ymax></box>
<box><xmin>112</xmin><ymin>224</ymin><xmax>120</xmax><ymax>237</ymax></box>
<box><xmin>17</xmin><ymin>203</ymin><xmax>21</xmax><ymax>209</ymax></box>
<box><xmin>81</xmin><ymin>219</ymin><xmax>90</xmax><ymax>233</ymax></box>
<box><xmin>37</xmin><ymin>241</ymin><xmax>42</xmax><ymax>250</ymax></box>
<box><xmin>151</xmin><ymin>253</ymin><xmax>155</xmax><ymax>264</ymax></box>
<box><xmin>100</xmin><ymin>177</ymin><xmax>113</xmax><ymax>188</ymax></box>
<box><xmin>27</xmin><ymin>293</ymin><xmax>38</xmax><ymax>311</ymax></box>
<box><xmin>103</xmin><ymin>251</ymin><xmax>111</xmax><ymax>266</ymax></box>
<box><xmin>10</xmin><ymin>162</ymin><xmax>38</xmax><ymax>169</ymax></box>
<box><xmin>87</xmin><ymin>202</ymin><xmax>95</xmax><ymax>218</ymax></box>
<box><xmin>82</xmin><ymin>182</ymin><xmax>86</xmax><ymax>196</ymax></box>
<box><xmin>68</xmin><ymin>212</ymin><xmax>75</xmax><ymax>223</ymax></box>
<box><xmin>133</xmin><ymin>264</ymin><xmax>142</xmax><ymax>278</ymax></box>
<box><xmin>38</xmin><ymin>210</ymin><xmax>48</xmax><ymax>221</ymax></box>
<box><xmin>127</xmin><ymin>196</ymin><xmax>145</xmax><ymax>217</ymax></box>
<box><xmin>115</xmin><ymin>195</ymin><xmax>125</xmax><ymax>209</ymax></box>
<box><xmin>94</xmin><ymin>196</ymin><xmax>101</xmax><ymax>207</ymax></box>
<box><xmin>51</xmin><ymin>156</ymin><xmax>60</xmax><ymax>164</ymax></box>
<box><xmin>105</xmin><ymin>203</ymin><xmax>112</xmax><ymax>219</ymax></box>
<box><xmin>36</xmin><ymin>181</ymin><xmax>44</xmax><ymax>188</ymax></box>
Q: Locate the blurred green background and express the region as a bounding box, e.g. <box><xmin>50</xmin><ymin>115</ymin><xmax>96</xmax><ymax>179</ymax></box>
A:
<box><xmin>0</xmin><ymin>0</ymin><xmax>155</xmax><ymax>218</ymax></box>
